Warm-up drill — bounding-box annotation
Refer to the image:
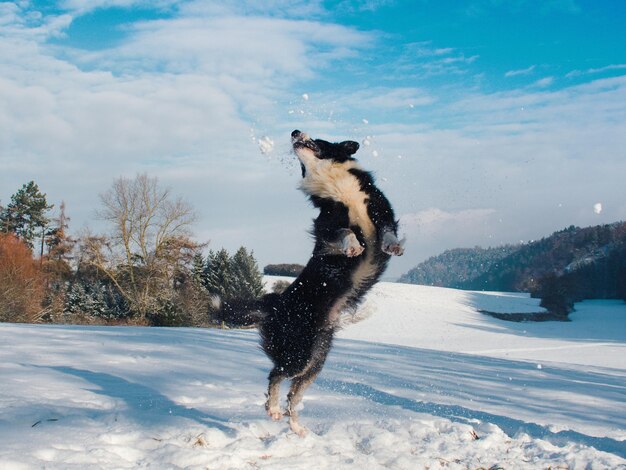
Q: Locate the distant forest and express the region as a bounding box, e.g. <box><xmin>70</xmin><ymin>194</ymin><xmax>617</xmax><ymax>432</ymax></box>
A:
<box><xmin>400</xmin><ymin>222</ymin><xmax>626</xmax><ymax>314</ymax></box>
<box><xmin>0</xmin><ymin>177</ymin><xmax>266</xmax><ymax>326</ymax></box>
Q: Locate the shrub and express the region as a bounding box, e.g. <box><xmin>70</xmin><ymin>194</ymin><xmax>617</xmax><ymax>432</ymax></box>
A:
<box><xmin>0</xmin><ymin>233</ymin><xmax>46</xmax><ymax>322</ymax></box>
<box><xmin>536</xmin><ymin>273</ymin><xmax>574</xmax><ymax>318</ymax></box>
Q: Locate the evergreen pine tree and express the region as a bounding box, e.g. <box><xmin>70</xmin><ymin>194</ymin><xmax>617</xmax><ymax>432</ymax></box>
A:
<box><xmin>204</xmin><ymin>249</ymin><xmax>235</xmax><ymax>300</ymax></box>
<box><xmin>64</xmin><ymin>282</ymin><xmax>87</xmax><ymax>315</ymax></box>
<box><xmin>65</xmin><ymin>280</ymin><xmax>130</xmax><ymax>319</ymax></box>
<box><xmin>0</xmin><ymin>181</ymin><xmax>53</xmax><ymax>251</ymax></box>
<box><xmin>192</xmin><ymin>252</ymin><xmax>206</xmax><ymax>286</ymax></box>
<box><xmin>90</xmin><ymin>282</ymin><xmax>110</xmax><ymax>318</ymax></box>
<box><xmin>232</xmin><ymin>246</ymin><xmax>265</xmax><ymax>300</ymax></box>
<box><xmin>106</xmin><ymin>284</ymin><xmax>131</xmax><ymax>319</ymax></box>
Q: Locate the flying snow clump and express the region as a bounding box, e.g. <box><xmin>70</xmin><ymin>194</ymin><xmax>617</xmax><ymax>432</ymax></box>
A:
<box><xmin>593</xmin><ymin>203</ymin><xmax>602</xmax><ymax>214</ymax></box>
<box><xmin>258</xmin><ymin>136</ymin><xmax>274</xmax><ymax>155</ymax></box>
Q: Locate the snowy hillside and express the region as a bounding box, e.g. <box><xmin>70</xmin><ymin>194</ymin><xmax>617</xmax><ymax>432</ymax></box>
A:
<box><xmin>338</xmin><ymin>282</ymin><xmax>626</xmax><ymax>369</ymax></box>
<box><xmin>1</xmin><ymin>281</ymin><xmax>625</xmax><ymax>469</ymax></box>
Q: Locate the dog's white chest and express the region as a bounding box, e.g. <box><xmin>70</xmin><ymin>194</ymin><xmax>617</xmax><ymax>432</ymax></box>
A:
<box><xmin>300</xmin><ymin>160</ymin><xmax>376</xmax><ymax>240</ymax></box>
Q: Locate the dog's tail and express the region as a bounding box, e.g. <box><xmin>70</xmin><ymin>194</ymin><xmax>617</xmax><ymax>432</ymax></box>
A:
<box><xmin>211</xmin><ymin>295</ymin><xmax>267</xmax><ymax>327</ymax></box>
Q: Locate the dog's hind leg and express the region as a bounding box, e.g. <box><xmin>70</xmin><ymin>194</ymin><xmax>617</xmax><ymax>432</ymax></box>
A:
<box><xmin>265</xmin><ymin>367</ymin><xmax>286</xmax><ymax>421</ymax></box>
<box><xmin>286</xmin><ymin>352</ymin><xmax>329</xmax><ymax>437</ymax></box>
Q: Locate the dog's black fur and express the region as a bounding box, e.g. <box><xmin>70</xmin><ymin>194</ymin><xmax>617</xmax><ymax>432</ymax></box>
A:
<box><xmin>217</xmin><ymin>130</ymin><xmax>404</xmax><ymax>436</ymax></box>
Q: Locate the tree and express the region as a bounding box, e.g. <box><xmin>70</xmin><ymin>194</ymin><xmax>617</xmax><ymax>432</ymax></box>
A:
<box><xmin>63</xmin><ymin>280</ymin><xmax>131</xmax><ymax>321</ymax></box>
<box><xmin>64</xmin><ymin>281</ymin><xmax>87</xmax><ymax>316</ymax></box>
<box><xmin>83</xmin><ymin>173</ymin><xmax>197</xmax><ymax>320</ymax></box>
<box><xmin>46</xmin><ymin>202</ymin><xmax>73</xmax><ymax>261</ymax></box>
<box><xmin>536</xmin><ymin>273</ymin><xmax>574</xmax><ymax>318</ymax></box>
<box><xmin>44</xmin><ymin>201</ymin><xmax>75</xmax><ymax>281</ymax></box>
<box><xmin>203</xmin><ymin>249</ymin><xmax>235</xmax><ymax>300</ymax></box>
<box><xmin>0</xmin><ymin>233</ymin><xmax>46</xmax><ymax>322</ymax></box>
<box><xmin>264</xmin><ymin>263</ymin><xmax>305</xmax><ymax>277</ymax></box>
<box><xmin>0</xmin><ymin>181</ymin><xmax>53</xmax><ymax>252</ymax></box>
<box><xmin>232</xmin><ymin>246</ymin><xmax>265</xmax><ymax>300</ymax></box>
<box><xmin>155</xmin><ymin>235</ymin><xmax>202</xmax><ymax>290</ymax></box>
<box><xmin>192</xmin><ymin>252</ymin><xmax>205</xmax><ymax>285</ymax></box>
<box><xmin>200</xmin><ymin>247</ymin><xmax>265</xmax><ymax>302</ymax></box>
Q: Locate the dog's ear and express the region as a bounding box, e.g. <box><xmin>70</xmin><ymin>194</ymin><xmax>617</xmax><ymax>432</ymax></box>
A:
<box><xmin>341</xmin><ymin>141</ymin><xmax>359</xmax><ymax>155</ymax></box>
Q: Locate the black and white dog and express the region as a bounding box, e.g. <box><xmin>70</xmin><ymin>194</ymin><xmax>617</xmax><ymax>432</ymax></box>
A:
<box><xmin>256</xmin><ymin>130</ymin><xmax>404</xmax><ymax>436</ymax></box>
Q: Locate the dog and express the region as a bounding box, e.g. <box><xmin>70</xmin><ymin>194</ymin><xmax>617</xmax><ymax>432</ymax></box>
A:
<box><xmin>254</xmin><ymin>130</ymin><xmax>404</xmax><ymax>436</ymax></box>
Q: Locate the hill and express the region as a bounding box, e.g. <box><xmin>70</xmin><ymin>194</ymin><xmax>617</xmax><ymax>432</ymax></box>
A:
<box><xmin>397</xmin><ymin>245</ymin><xmax>518</xmax><ymax>288</ymax></box>
<box><xmin>400</xmin><ymin>222</ymin><xmax>626</xmax><ymax>302</ymax></box>
<box><xmin>1</xmin><ymin>281</ymin><xmax>625</xmax><ymax>468</ymax></box>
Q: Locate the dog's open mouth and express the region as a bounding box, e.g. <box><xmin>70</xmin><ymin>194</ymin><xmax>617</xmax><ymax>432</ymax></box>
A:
<box><xmin>291</xmin><ymin>129</ymin><xmax>318</xmax><ymax>153</ymax></box>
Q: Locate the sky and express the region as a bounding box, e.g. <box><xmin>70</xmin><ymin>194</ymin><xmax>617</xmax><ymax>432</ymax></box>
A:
<box><xmin>1</xmin><ymin>0</ymin><xmax>625</xmax><ymax>279</ymax></box>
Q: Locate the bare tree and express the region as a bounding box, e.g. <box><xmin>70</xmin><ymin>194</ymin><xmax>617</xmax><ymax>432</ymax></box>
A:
<box><xmin>85</xmin><ymin>174</ymin><xmax>197</xmax><ymax>320</ymax></box>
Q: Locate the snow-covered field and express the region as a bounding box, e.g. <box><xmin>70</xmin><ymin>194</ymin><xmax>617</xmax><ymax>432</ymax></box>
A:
<box><xmin>1</xmin><ymin>281</ymin><xmax>625</xmax><ymax>469</ymax></box>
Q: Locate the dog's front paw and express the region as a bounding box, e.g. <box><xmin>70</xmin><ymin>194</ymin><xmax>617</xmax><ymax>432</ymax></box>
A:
<box><xmin>345</xmin><ymin>244</ymin><xmax>365</xmax><ymax>257</ymax></box>
<box><xmin>382</xmin><ymin>232</ymin><xmax>405</xmax><ymax>256</ymax></box>
<box><xmin>383</xmin><ymin>243</ymin><xmax>404</xmax><ymax>256</ymax></box>
<box><xmin>342</xmin><ymin>232</ymin><xmax>364</xmax><ymax>257</ymax></box>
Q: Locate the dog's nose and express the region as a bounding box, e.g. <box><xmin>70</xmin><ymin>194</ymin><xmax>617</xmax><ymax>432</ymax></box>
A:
<box><xmin>291</xmin><ymin>130</ymin><xmax>302</xmax><ymax>139</ymax></box>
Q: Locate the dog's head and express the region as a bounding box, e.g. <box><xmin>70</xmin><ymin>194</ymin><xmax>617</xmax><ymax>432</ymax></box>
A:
<box><xmin>291</xmin><ymin>129</ymin><xmax>359</xmax><ymax>177</ymax></box>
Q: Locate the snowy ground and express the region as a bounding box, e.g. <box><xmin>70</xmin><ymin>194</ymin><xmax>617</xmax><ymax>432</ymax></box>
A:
<box><xmin>1</xmin><ymin>281</ymin><xmax>625</xmax><ymax>469</ymax></box>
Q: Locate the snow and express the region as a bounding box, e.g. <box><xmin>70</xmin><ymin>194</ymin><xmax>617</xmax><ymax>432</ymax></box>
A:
<box><xmin>257</xmin><ymin>136</ymin><xmax>274</xmax><ymax>155</ymax></box>
<box><xmin>594</xmin><ymin>202</ymin><xmax>603</xmax><ymax>214</ymax></box>
<box><xmin>1</xmin><ymin>280</ymin><xmax>625</xmax><ymax>469</ymax></box>
<box><xmin>339</xmin><ymin>283</ymin><xmax>626</xmax><ymax>369</ymax></box>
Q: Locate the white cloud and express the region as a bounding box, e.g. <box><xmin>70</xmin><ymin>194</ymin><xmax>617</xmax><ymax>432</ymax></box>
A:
<box><xmin>504</xmin><ymin>65</ymin><xmax>535</xmax><ymax>77</ymax></box>
<box><xmin>388</xmin><ymin>42</ymin><xmax>480</xmax><ymax>79</ymax></box>
<box><xmin>0</xmin><ymin>2</ymin><xmax>22</xmax><ymax>25</ymax></box>
<box><xmin>401</xmin><ymin>208</ymin><xmax>497</xmax><ymax>235</ymax></box>
<box><xmin>389</xmin><ymin>208</ymin><xmax>501</xmax><ymax>275</ymax></box>
<box><xmin>58</xmin><ymin>0</ymin><xmax>180</xmax><ymax>15</ymax></box>
<box><xmin>323</xmin><ymin>87</ymin><xmax>436</xmax><ymax>114</ymax></box>
<box><xmin>178</xmin><ymin>0</ymin><xmax>326</xmax><ymax>18</ymax></box>
<box><xmin>111</xmin><ymin>16</ymin><xmax>367</xmax><ymax>76</ymax></box>
<box><xmin>0</xmin><ymin>3</ymin><xmax>372</xmax><ymax>166</ymax></box>
<box><xmin>566</xmin><ymin>63</ymin><xmax>626</xmax><ymax>78</ymax></box>
<box><xmin>531</xmin><ymin>76</ymin><xmax>554</xmax><ymax>88</ymax></box>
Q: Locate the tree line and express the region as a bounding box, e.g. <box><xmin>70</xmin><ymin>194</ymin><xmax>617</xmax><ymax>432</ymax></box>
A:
<box><xmin>0</xmin><ymin>175</ymin><xmax>266</xmax><ymax>326</ymax></box>
<box><xmin>398</xmin><ymin>245</ymin><xmax>518</xmax><ymax>288</ymax></box>
<box><xmin>399</xmin><ymin>222</ymin><xmax>626</xmax><ymax>316</ymax></box>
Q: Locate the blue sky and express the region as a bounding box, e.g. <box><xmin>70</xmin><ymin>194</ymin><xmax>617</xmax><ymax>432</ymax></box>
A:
<box><xmin>1</xmin><ymin>0</ymin><xmax>625</xmax><ymax>277</ymax></box>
